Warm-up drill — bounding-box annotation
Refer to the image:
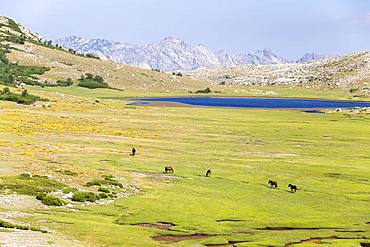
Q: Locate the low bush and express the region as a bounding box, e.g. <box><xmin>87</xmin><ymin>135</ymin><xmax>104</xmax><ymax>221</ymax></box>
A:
<box><xmin>77</xmin><ymin>73</ymin><xmax>109</xmax><ymax>89</ymax></box>
<box><xmin>0</xmin><ymin>87</ymin><xmax>48</xmax><ymax>105</ymax></box>
<box><xmin>98</xmin><ymin>187</ymin><xmax>110</xmax><ymax>193</ymax></box>
<box><xmin>0</xmin><ymin>174</ymin><xmax>67</xmax><ymax>196</ymax></box>
<box><xmin>99</xmin><ymin>193</ymin><xmax>109</xmax><ymax>199</ymax></box>
<box><xmin>78</xmin><ymin>80</ymin><xmax>109</xmax><ymax>89</ymax></box>
<box><xmin>62</xmin><ymin>187</ymin><xmax>78</xmax><ymax>194</ymax></box>
<box><xmin>85</xmin><ymin>53</ymin><xmax>100</xmax><ymax>59</ymax></box>
<box><xmin>85</xmin><ymin>176</ymin><xmax>123</xmax><ymax>188</ymax></box>
<box><xmin>36</xmin><ymin>192</ymin><xmax>66</xmax><ymax>206</ymax></box>
<box><xmin>195</xmin><ymin>87</ymin><xmax>212</xmax><ymax>94</ymax></box>
<box><xmin>55</xmin><ymin>78</ymin><xmax>73</xmax><ymax>87</ymax></box>
<box><xmin>72</xmin><ymin>191</ymin><xmax>98</xmax><ymax>202</ymax></box>
<box><xmin>0</xmin><ymin>219</ymin><xmax>47</xmax><ymax>233</ymax></box>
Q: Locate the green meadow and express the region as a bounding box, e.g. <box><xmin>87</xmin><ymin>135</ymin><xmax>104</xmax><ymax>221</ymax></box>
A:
<box><xmin>0</xmin><ymin>87</ymin><xmax>369</xmax><ymax>246</ymax></box>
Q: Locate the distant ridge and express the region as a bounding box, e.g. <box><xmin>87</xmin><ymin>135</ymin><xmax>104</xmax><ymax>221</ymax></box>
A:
<box><xmin>55</xmin><ymin>36</ymin><xmax>327</xmax><ymax>71</ymax></box>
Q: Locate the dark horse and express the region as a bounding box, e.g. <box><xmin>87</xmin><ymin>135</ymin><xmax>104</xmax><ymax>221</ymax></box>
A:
<box><xmin>164</xmin><ymin>166</ymin><xmax>174</xmax><ymax>173</ymax></box>
<box><xmin>130</xmin><ymin>148</ymin><xmax>136</xmax><ymax>156</ymax></box>
<box><xmin>288</xmin><ymin>184</ymin><xmax>298</xmax><ymax>192</ymax></box>
<box><xmin>206</xmin><ymin>169</ymin><xmax>212</xmax><ymax>177</ymax></box>
<box><xmin>268</xmin><ymin>180</ymin><xmax>278</xmax><ymax>188</ymax></box>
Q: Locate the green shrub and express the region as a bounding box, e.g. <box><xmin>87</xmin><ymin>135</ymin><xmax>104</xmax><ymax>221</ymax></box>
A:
<box><xmin>98</xmin><ymin>187</ymin><xmax>110</xmax><ymax>193</ymax></box>
<box><xmin>0</xmin><ymin>87</ymin><xmax>48</xmax><ymax>105</ymax></box>
<box><xmin>77</xmin><ymin>73</ymin><xmax>109</xmax><ymax>89</ymax></box>
<box><xmin>86</xmin><ymin>179</ymin><xmax>105</xmax><ymax>187</ymax></box>
<box><xmin>0</xmin><ymin>219</ymin><xmax>47</xmax><ymax>233</ymax></box>
<box><xmin>108</xmin><ymin>193</ymin><xmax>117</xmax><ymax>198</ymax></box>
<box><xmin>98</xmin><ymin>193</ymin><xmax>109</xmax><ymax>199</ymax></box>
<box><xmin>71</xmin><ymin>192</ymin><xmax>87</xmax><ymax>202</ymax></box>
<box><xmin>36</xmin><ymin>192</ymin><xmax>66</xmax><ymax>206</ymax></box>
<box><xmin>85</xmin><ymin>53</ymin><xmax>100</xmax><ymax>59</ymax></box>
<box><xmin>62</xmin><ymin>187</ymin><xmax>78</xmax><ymax>194</ymax></box>
<box><xmin>0</xmin><ymin>174</ymin><xmax>67</xmax><ymax>196</ymax></box>
<box><xmin>86</xmin><ymin>177</ymin><xmax>123</xmax><ymax>188</ymax></box>
<box><xmin>6</xmin><ymin>18</ymin><xmax>23</xmax><ymax>33</ymax></box>
<box><xmin>195</xmin><ymin>87</ymin><xmax>212</xmax><ymax>94</ymax></box>
<box><xmin>0</xmin><ymin>45</ymin><xmax>49</xmax><ymax>87</ymax></box>
<box><xmin>72</xmin><ymin>191</ymin><xmax>98</xmax><ymax>202</ymax></box>
<box><xmin>78</xmin><ymin>80</ymin><xmax>109</xmax><ymax>89</ymax></box>
<box><xmin>55</xmin><ymin>78</ymin><xmax>73</xmax><ymax>87</ymax></box>
<box><xmin>109</xmin><ymin>181</ymin><xmax>123</xmax><ymax>188</ymax></box>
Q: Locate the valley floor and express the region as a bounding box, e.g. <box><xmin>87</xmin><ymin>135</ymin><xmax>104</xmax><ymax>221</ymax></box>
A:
<box><xmin>0</xmin><ymin>86</ymin><xmax>369</xmax><ymax>246</ymax></box>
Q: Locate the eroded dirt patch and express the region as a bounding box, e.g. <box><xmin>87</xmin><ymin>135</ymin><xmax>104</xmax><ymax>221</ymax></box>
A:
<box><xmin>205</xmin><ymin>240</ymin><xmax>250</xmax><ymax>247</ymax></box>
<box><xmin>132</xmin><ymin>222</ymin><xmax>176</xmax><ymax>230</ymax></box>
<box><xmin>152</xmin><ymin>233</ymin><xmax>211</xmax><ymax>243</ymax></box>
<box><xmin>285</xmin><ymin>236</ymin><xmax>366</xmax><ymax>247</ymax></box>
<box><xmin>255</xmin><ymin>226</ymin><xmax>338</xmax><ymax>231</ymax></box>
<box><xmin>324</xmin><ymin>173</ymin><xmax>343</xmax><ymax>178</ymax></box>
<box><xmin>216</xmin><ymin>219</ymin><xmax>246</xmax><ymax>222</ymax></box>
<box><xmin>360</xmin><ymin>243</ymin><xmax>370</xmax><ymax>247</ymax></box>
<box><xmin>285</xmin><ymin>236</ymin><xmax>338</xmax><ymax>247</ymax></box>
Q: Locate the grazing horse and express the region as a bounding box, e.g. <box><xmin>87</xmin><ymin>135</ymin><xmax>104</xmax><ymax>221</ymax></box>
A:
<box><xmin>268</xmin><ymin>180</ymin><xmax>278</xmax><ymax>188</ymax></box>
<box><xmin>131</xmin><ymin>148</ymin><xmax>136</xmax><ymax>156</ymax></box>
<box><xmin>288</xmin><ymin>184</ymin><xmax>298</xmax><ymax>192</ymax></box>
<box><xmin>206</xmin><ymin>169</ymin><xmax>212</xmax><ymax>177</ymax></box>
<box><xmin>164</xmin><ymin>166</ymin><xmax>174</xmax><ymax>173</ymax></box>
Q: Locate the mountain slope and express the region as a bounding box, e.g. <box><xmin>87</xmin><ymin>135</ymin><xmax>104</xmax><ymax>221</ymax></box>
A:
<box><xmin>55</xmin><ymin>36</ymin><xmax>292</xmax><ymax>71</ymax></box>
<box><xmin>0</xmin><ymin>17</ymin><xmax>208</xmax><ymax>92</ymax></box>
<box><xmin>187</xmin><ymin>51</ymin><xmax>370</xmax><ymax>95</ymax></box>
<box><xmin>0</xmin><ymin>16</ymin><xmax>42</xmax><ymax>41</ymax></box>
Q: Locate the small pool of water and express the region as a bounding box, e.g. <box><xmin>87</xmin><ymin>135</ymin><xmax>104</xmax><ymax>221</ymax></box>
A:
<box><xmin>132</xmin><ymin>97</ymin><xmax>370</xmax><ymax>109</ymax></box>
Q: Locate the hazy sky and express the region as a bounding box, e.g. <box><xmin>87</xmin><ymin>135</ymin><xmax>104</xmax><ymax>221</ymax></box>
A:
<box><xmin>1</xmin><ymin>0</ymin><xmax>369</xmax><ymax>59</ymax></box>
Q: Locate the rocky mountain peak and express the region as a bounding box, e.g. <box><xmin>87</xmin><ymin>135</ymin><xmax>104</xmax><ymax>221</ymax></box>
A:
<box><xmin>296</xmin><ymin>52</ymin><xmax>327</xmax><ymax>63</ymax></box>
<box><xmin>55</xmin><ymin>35</ymin><xmax>327</xmax><ymax>71</ymax></box>
<box><xmin>161</xmin><ymin>36</ymin><xmax>182</xmax><ymax>44</ymax></box>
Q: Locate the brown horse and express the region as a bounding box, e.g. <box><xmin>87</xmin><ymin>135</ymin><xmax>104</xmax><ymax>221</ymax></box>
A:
<box><xmin>268</xmin><ymin>180</ymin><xmax>278</xmax><ymax>188</ymax></box>
<box><xmin>288</xmin><ymin>184</ymin><xmax>298</xmax><ymax>192</ymax></box>
<box><xmin>164</xmin><ymin>166</ymin><xmax>174</xmax><ymax>173</ymax></box>
<box><xmin>206</xmin><ymin>169</ymin><xmax>212</xmax><ymax>177</ymax></box>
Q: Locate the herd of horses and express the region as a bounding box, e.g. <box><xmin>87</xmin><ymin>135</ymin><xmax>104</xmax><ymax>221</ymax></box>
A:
<box><xmin>131</xmin><ymin>148</ymin><xmax>299</xmax><ymax>193</ymax></box>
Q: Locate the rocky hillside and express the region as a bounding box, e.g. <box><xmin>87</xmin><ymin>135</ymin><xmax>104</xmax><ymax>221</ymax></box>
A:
<box><xmin>0</xmin><ymin>16</ymin><xmax>208</xmax><ymax>92</ymax></box>
<box><xmin>0</xmin><ymin>16</ymin><xmax>42</xmax><ymax>41</ymax></box>
<box><xmin>187</xmin><ymin>52</ymin><xmax>370</xmax><ymax>96</ymax></box>
<box><xmin>55</xmin><ymin>36</ymin><xmax>324</xmax><ymax>71</ymax></box>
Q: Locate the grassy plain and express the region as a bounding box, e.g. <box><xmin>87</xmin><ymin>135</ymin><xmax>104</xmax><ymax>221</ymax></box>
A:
<box><xmin>0</xmin><ymin>86</ymin><xmax>369</xmax><ymax>246</ymax></box>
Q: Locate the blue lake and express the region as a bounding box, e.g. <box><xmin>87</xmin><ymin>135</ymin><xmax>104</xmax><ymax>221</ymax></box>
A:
<box><xmin>132</xmin><ymin>97</ymin><xmax>370</xmax><ymax>109</ymax></box>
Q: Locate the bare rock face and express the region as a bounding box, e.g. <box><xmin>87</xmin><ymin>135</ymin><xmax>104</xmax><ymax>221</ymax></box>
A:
<box><xmin>54</xmin><ymin>36</ymin><xmax>296</xmax><ymax>71</ymax></box>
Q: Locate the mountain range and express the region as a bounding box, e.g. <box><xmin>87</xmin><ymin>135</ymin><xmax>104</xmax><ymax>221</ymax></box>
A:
<box><xmin>55</xmin><ymin>36</ymin><xmax>327</xmax><ymax>71</ymax></box>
